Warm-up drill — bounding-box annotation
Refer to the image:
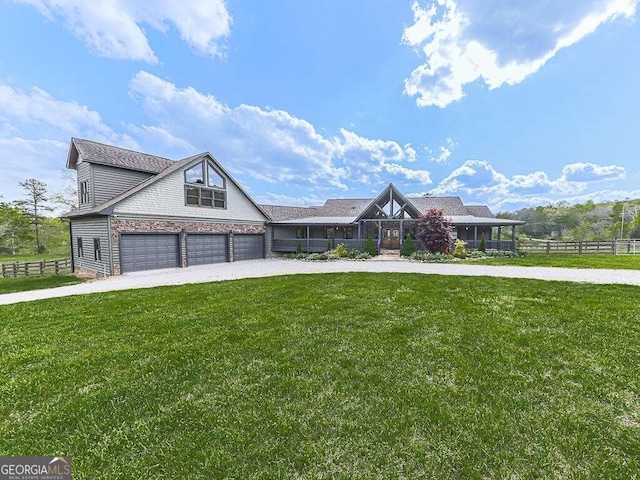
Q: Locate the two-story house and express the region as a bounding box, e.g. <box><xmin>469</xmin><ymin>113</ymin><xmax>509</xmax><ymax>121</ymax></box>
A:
<box><xmin>64</xmin><ymin>138</ymin><xmax>523</xmax><ymax>276</ymax></box>
<box><xmin>65</xmin><ymin>138</ymin><xmax>269</xmax><ymax>275</ymax></box>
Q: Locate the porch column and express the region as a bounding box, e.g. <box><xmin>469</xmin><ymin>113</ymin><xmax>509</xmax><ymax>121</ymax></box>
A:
<box><xmin>498</xmin><ymin>226</ymin><xmax>502</xmax><ymax>250</ymax></box>
<box><xmin>378</xmin><ymin>220</ymin><xmax>382</xmax><ymax>252</ymax></box>
<box><xmin>511</xmin><ymin>225</ymin><xmax>516</xmax><ymax>251</ymax></box>
<box><xmin>474</xmin><ymin>226</ymin><xmax>478</xmax><ymax>247</ymax></box>
<box><xmin>306</xmin><ymin>226</ymin><xmax>310</xmax><ymax>252</ymax></box>
<box><xmin>400</xmin><ymin>220</ymin><xmax>404</xmax><ymax>248</ymax></box>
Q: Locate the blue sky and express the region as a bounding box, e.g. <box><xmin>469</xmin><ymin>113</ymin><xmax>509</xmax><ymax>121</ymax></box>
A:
<box><xmin>1</xmin><ymin>0</ymin><xmax>639</xmax><ymax>212</ymax></box>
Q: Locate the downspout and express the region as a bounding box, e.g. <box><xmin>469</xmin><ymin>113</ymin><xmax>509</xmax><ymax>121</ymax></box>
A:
<box><xmin>68</xmin><ymin>220</ymin><xmax>74</xmax><ymax>273</ymax></box>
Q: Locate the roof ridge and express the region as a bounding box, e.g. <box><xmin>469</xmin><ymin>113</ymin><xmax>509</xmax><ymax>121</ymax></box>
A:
<box><xmin>73</xmin><ymin>137</ymin><xmax>175</xmax><ymax>162</ymax></box>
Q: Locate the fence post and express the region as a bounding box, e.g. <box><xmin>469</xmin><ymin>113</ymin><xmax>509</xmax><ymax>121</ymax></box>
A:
<box><xmin>1</xmin><ymin>263</ymin><xmax>5</xmax><ymax>278</ymax></box>
<box><xmin>12</xmin><ymin>263</ymin><xmax>17</xmax><ymax>278</ymax></box>
<box><xmin>546</xmin><ymin>242</ymin><xmax>550</xmax><ymax>255</ymax></box>
<box><xmin>24</xmin><ymin>262</ymin><xmax>28</xmax><ymax>277</ymax></box>
<box><xmin>40</xmin><ymin>261</ymin><xmax>45</xmax><ymax>277</ymax></box>
<box><xmin>578</xmin><ymin>242</ymin><xmax>582</xmax><ymax>255</ymax></box>
<box><xmin>54</xmin><ymin>260</ymin><xmax>59</xmax><ymax>275</ymax></box>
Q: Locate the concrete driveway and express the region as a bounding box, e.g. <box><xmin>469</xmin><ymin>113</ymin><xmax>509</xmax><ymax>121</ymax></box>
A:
<box><xmin>1</xmin><ymin>258</ymin><xmax>640</xmax><ymax>305</ymax></box>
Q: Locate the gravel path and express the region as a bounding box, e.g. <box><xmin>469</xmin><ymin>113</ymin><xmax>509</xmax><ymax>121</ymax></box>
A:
<box><xmin>2</xmin><ymin>258</ymin><xmax>640</xmax><ymax>305</ymax></box>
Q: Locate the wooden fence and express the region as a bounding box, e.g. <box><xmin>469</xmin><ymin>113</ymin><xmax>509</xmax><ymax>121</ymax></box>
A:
<box><xmin>519</xmin><ymin>239</ymin><xmax>640</xmax><ymax>255</ymax></box>
<box><xmin>0</xmin><ymin>258</ymin><xmax>72</xmax><ymax>278</ymax></box>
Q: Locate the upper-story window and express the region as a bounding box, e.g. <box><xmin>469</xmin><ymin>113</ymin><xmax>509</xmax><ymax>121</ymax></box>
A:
<box><xmin>80</xmin><ymin>181</ymin><xmax>89</xmax><ymax>204</ymax></box>
<box><xmin>184</xmin><ymin>160</ymin><xmax>226</xmax><ymax>209</ymax></box>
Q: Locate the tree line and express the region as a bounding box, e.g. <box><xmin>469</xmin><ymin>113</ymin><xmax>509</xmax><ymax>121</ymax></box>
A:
<box><xmin>498</xmin><ymin>199</ymin><xmax>640</xmax><ymax>241</ymax></box>
<box><xmin>0</xmin><ymin>177</ymin><xmax>77</xmax><ymax>256</ymax></box>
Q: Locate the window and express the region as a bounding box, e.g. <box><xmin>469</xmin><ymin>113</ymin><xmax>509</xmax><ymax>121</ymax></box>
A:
<box><xmin>296</xmin><ymin>227</ymin><xmax>307</xmax><ymax>239</ymax></box>
<box><xmin>94</xmin><ymin>238</ymin><xmax>101</xmax><ymax>261</ymax></box>
<box><xmin>184</xmin><ymin>159</ymin><xmax>226</xmax><ymax>209</ymax></box>
<box><xmin>80</xmin><ymin>181</ymin><xmax>89</xmax><ymax>204</ymax></box>
<box><xmin>77</xmin><ymin>238</ymin><xmax>84</xmax><ymax>258</ymax></box>
<box><xmin>345</xmin><ymin>227</ymin><xmax>353</xmax><ymax>239</ymax></box>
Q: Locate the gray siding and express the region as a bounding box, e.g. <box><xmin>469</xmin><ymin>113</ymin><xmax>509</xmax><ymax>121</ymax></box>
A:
<box><xmin>76</xmin><ymin>162</ymin><xmax>92</xmax><ymax>212</ymax></box>
<box><xmin>71</xmin><ymin>216</ymin><xmax>111</xmax><ymax>275</ymax></box>
<box><xmin>92</xmin><ymin>164</ymin><xmax>153</xmax><ymax>205</ymax></box>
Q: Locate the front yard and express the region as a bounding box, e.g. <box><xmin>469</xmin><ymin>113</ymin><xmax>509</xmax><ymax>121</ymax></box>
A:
<box><xmin>1</xmin><ymin>273</ymin><xmax>638</xmax><ymax>478</ymax></box>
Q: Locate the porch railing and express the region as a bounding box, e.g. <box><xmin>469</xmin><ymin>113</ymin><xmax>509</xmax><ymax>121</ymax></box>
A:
<box><xmin>272</xmin><ymin>238</ymin><xmax>365</xmax><ymax>253</ymax></box>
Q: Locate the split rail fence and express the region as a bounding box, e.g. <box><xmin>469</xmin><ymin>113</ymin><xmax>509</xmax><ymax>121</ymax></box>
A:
<box><xmin>519</xmin><ymin>239</ymin><xmax>639</xmax><ymax>255</ymax></box>
<box><xmin>0</xmin><ymin>258</ymin><xmax>72</xmax><ymax>278</ymax></box>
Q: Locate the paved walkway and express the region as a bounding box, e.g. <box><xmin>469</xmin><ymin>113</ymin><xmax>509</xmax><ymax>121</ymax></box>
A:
<box><xmin>1</xmin><ymin>258</ymin><xmax>640</xmax><ymax>305</ymax></box>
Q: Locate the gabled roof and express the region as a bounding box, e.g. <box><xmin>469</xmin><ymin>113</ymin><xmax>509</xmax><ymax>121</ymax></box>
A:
<box><xmin>65</xmin><ymin>151</ymin><xmax>270</xmax><ymax>220</ymax></box>
<box><xmin>355</xmin><ymin>183</ymin><xmax>421</xmax><ymax>221</ymax></box>
<box><xmin>66</xmin><ymin>138</ymin><xmax>175</xmax><ymax>173</ymax></box>
<box><xmin>408</xmin><ymin>196</ymin><xmax>470</xmax><ymax>216</ymax></box>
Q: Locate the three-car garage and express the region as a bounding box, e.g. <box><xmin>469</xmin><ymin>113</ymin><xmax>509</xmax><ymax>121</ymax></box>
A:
<box><xmin>119</xmin><ymin>232</ymin><xmax>264</xmax><ymax>273</ymax></box>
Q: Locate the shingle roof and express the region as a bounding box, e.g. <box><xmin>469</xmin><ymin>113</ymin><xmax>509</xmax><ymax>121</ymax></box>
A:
<box><xmin>465</xmin><ymin>205</ymin><xmax>495</xmax><ymax>218</ymax></box>
<box><xmin>72</xmin><ymin>138</ymin><xmax>175</xmax><ymax>173</ymax></box>
<box><xmin>316</xmin><ymin>198</ymin><xmax>373</xmax><ymax>216</ymax></box>
<box><xmin>407</xmin><ymin>196</ymin><xmax>470</xmax><ymax>216</ymax></box>
<box><xmin>259</xmin><ymin>205</ymin><xmax>320</xmax><ymax>221</ymax></box>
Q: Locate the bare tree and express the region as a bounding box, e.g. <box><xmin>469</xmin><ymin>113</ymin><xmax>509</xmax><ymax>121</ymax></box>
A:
<box><xmin>17</xmin><ymin>179</ymin><xmax>51</xmax><ymax>253</ymax></box>
<box><xmin>51</xmin><ymin>170</ymin><xmax>78</xmax><ymax>211</ymax></box>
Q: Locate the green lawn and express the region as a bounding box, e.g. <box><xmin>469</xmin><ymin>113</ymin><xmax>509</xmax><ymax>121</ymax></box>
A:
<box><xmin>1</xmin><ymin>273</ymin><xmax>638</xmax><ymax>478</ymax></box>
<box><xmin>0</xmin><ymin>275</ymin><xmax>85</xmax><ymax>294</ymax></box>
<box><xmin>0</xmin><ymin>253</ymin><xmax>70</xmax><ymax>263</ymax></box>
<box><xmin>477</xmin><ymin>253</ymin><xmax>640</xmax><ymax>269</ymax></box>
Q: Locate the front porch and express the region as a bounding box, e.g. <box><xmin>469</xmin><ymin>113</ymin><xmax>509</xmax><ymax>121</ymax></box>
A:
<box><xmin>271</xmin><ymin>220</ymin><xmax>519</xmax><ymax>254</ymax></box>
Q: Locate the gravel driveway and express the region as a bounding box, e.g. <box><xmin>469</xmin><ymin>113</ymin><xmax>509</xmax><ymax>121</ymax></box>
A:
<box><xmin>2</xmin><ymin>258</ymin><xmax>640</xmax><ymax>305</ymax></box>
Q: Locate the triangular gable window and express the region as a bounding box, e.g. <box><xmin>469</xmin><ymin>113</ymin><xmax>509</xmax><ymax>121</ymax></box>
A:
<box><xmin>184</xmin><ymin>159</ymin><xmax>226</xmax><ymax>209</ymax></box>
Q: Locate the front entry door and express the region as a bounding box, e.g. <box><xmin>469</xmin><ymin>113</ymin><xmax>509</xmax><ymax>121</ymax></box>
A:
<box><xmin>382</xmin><ymin>228</ymin><xmax>400</xmax><ymax>248</ymax></box>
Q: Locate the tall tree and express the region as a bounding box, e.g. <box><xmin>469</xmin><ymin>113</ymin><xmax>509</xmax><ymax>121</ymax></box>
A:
<box><xmin>0</xmin><ymin>201</ymin><xmax>33</xmax><ymax>255</ymax></box>
<box><xmin>16</xmin><ymin>179</ymin><xmax>51</xmax><ymax>253</ymax></box>
<box><xmin>417</xmin><ymin>208</ymin><xmax>452</xmax><ymax>253</ymax></box>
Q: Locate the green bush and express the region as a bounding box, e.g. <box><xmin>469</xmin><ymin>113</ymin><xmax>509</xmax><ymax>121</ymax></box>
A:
<box><xmin>401</xmin><ymin>235</ymin><xmax>416</xmax><ymax>257</ymax></box>
<box><xmin>409</xmin><ymin>251</ymin><xmax>452</xmax><ymax>263</ymax></box>
<box><xmin>333</xmin><ymin>243</ymin><xmax>349</xmax><ymax>258</ymax></box>
<box><xmin>452</xmin><ymin>239</ymin><xmax>467</xmax><ymax>258</ymax></box>
<box><xmin>364</xmin><ymin>236</ymin><xmax>377</xmax><ymax>256</ymax></box>
<box><xmin>478</xmin><ymin>235</ymin><xmax>486</xmax><ymax>252</ymax></box>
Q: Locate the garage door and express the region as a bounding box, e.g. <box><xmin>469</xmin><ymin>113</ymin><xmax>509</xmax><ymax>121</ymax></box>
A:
<box><xmin>120</xmin><ymin>234</ymin><xmax>180</xmax><ymax>273</ymax></box>
<box><xmin>186</xmin><ymin>234</ymin><xmax>228</xmax><ymax>266</ymax></box>
<box><xmin>233</xmin><ymin>234</ymin><xmax>264</xmax><ymax>261</ymax></box>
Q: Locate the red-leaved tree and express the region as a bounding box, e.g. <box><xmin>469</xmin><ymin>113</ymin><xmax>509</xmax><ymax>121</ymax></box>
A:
<box><xmin>417</xmin><ymin>208</ymin><xmax>452</xmax><ymax>253</ymax></box>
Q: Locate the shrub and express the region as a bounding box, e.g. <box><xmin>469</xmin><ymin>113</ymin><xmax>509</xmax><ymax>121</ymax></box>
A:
<box><xmin>478</xmin><ymin>235</ymin><xmax>486</xmax><ymax>252</ymax></box>
<box><xmin>333</xmin><ymin>243</ymin><xmax>349</xmax><ymax>258</ymax></box>
<box><xmin>452</xmin><ymin>239</ymin><xmax>467</xmax><ymax>258</ymax></box>
<box><xmin>409</xmin><ymin>251</ymin><xmax>452</xmax><ymax>263</ymax></box>
<box><xmin>364</xmin><ymin>236</ymin><xmax>377</xmax><ymax>256</ymax></box>
<box><xmin>401</xmin><ymin>235</ymin><xmax>416</xmax><ymax>257</ymax></box>
<box><xmin>417</xmin><ymin>208</ymin><xmax>452</xmax><ymax>253</ymax></box>
<box><xmin>296</xmin><ymin>240</ymin><xmax>302</xmax><ymax>254</ymax></box>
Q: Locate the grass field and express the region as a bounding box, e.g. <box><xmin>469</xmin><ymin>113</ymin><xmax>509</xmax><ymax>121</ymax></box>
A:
<box><xmin>0</xmin><ymin>275</ymin><xmax>85</xmax><ymax>294</ymax></box>
<box><xmin>0</xmin><ymin>253</ymin><xmax>70</xmax><ymax>263</ymax></box>
<box><xmin>477</xmin><ymin>253</ymin><xmax>640</xmax><ymax>269</ymax></box>
<box><xmin>1</xmin><ymin>273</ymin><xmax>638</xmax><ymax>478</ymax></box>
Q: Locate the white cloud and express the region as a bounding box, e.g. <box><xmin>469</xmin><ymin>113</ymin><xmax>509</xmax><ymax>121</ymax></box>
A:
<box><xmin>403</xmin><ymin>0</ymin><xmax>638</xmax><ymax>107</ymax></box>
<box><xmin>561</xmin><ymin>162</ymin><xmax>626</xmax><ymax>182</ymax></box>
<box><xmin>127</xmin><ymin>71</ymin><xmax>431</xmax><ymax>194</ymax></box>
<box><xmin>427</xmin><ymin>137</ymin><xmax>457</xmax><ymax>162</ymax></box>
<box><xmin>431</xmin><ymin>159</ymin><xmax>629</xmax><ymax>209</ymax></box>
<box><xmin>15</xmin><ymin>0</ymin><xmax>232</xmax><ymax>63</ymax></box>
<box><xmin>0</xmin><ymin>82</ymin><xmax>136</xmax><ymax>205</ymax></box>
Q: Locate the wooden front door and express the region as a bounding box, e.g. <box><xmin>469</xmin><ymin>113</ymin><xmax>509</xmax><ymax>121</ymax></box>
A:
<box><xmin>382</xmin><ymin>228</ymin><xmax>400</xmax><ymax>248</ymax></box>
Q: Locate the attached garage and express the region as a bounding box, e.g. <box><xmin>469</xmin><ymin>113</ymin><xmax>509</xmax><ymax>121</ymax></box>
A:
<box><xmin>120</xmin><ymin>233</ymin><xmax>180</xmax><ymax>273</ymax></box>
<box><xmin>233</xmin><ymin>234</ymin><xmax>265</xmax><ymax>261</ymax></box>
<box><xmin>186</xmin><ymin>234</ymin><xmax>228</xmax><ymax>266</ymax></box>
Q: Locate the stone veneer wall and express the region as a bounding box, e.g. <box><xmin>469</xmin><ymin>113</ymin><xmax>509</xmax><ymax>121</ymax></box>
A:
<box><xmin>110</xmin><ymin>218</ymin><xmax>266</xmax><ymax>274</ymax></box>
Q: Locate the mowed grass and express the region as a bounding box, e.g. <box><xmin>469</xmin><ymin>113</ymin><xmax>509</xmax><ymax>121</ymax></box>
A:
<box><xmin>0</xmin><ymin>275</ymin><xmax>85</xmax><ymax>294</ymax></box>
<box><xmin>0</xmin><ymin>253</ymin><xmax>69</xmax><ymax>263</ymax></box>
<box><xmin>1</xmin><ymin>273</ymin><xmax>639</xmax><ymax>479</ymax></box>
<box><xmin>478</xmin><ymin>252</ymin><xmax>640</xmax><ymax>269</ymax></box>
